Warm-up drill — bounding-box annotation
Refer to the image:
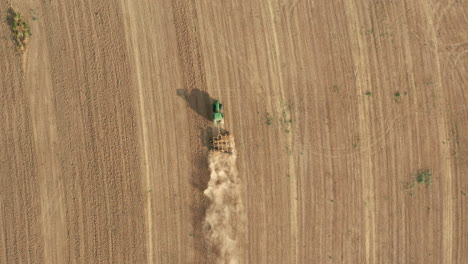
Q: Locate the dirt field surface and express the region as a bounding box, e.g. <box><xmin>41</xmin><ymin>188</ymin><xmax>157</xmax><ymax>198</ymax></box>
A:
<box><xmin>0</xmin><ymin>0</ymin><xmax>466</xmax><ymax>263</ymax></box>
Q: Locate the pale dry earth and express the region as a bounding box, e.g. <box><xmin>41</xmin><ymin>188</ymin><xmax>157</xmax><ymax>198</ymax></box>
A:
<box><xmin>0</xmin><ymin>0</ymin><xmax>466</xmax><ymax>263</ymax></box>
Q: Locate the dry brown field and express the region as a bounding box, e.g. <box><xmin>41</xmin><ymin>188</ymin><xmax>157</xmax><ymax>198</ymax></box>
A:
<box><xmin>0</xmin><ymin>0</ymin><xmax>467</xmax><ymax>263</ymax></box>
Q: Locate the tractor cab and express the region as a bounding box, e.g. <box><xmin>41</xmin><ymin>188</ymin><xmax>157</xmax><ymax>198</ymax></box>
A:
<box><xmin>213</xmin><ymin>100</ymin><xmax>224</xmax><ymax>124</ymax></box>
<box><xmin>213</xmin><ymin>100</ymin><xmax>223</xmax><ymax>112</ymax></box>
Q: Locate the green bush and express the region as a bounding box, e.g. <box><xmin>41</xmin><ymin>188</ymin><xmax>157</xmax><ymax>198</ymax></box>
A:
<box><xmin>8</xmin><ymin>9</ymin><xmax>31</xmax><ymax>50</ymax></box>
<box><xmin>416</xmin><ymin>170</ymin><xmax>432</xmax><ymax>185</ymax></box>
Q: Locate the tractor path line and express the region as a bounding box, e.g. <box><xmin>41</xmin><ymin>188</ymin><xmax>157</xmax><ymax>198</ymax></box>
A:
<box><xmin>266</xmin><ymin>1</ymin><xmax>298</xmax><ymax>262</ymax></box>
<box><xmin>118</xmin><ymin>1</ymin><xmax>154</xmax><ymax>262</ymax></box>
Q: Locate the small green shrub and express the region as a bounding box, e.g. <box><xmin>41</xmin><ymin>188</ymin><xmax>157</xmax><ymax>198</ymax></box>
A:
<box><xmin>8</xmin><ymin>9</ymin><xmax>31</xmax><ymax>50</ymax></box>
<box><xmin>416</xmin><ymin>170</ymin><xmax>432</xmax><ymax>185</ymax></box>
<box><xmin>266</xmin><ymin>113</ymin><xmax>273</xmax><ymax>126</ymax></box>
<box><xmin>394</xmin><ymin>91</ymin><xmax>401</xmax><ymax>102</ymax></box>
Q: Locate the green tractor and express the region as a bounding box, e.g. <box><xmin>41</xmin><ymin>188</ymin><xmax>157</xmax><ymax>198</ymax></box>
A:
<box><xmin>212</xmin><ymin>100</ymin><xmax>224</xmax><ymax>124</ymax></box>
<box><xmin>210</xmin><ymin>100</ymin><xmax>233</xmax><ymax>154</ymax></box>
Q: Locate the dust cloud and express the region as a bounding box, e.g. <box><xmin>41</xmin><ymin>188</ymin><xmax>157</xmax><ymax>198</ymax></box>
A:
<box><xmin>203</xmin><ymin>139</ymin><xmax>245</xmax><ymax>264</ymax></box>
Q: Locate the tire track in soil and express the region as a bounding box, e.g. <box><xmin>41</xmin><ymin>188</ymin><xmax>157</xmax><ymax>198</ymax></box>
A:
<box><xmin>171</xmin><ymin>1</ymin><xmax>211</xmax><ymax>262</ymax></box>
<box><xmin>265</xmin><ymin>2</ymin><xmax>298</xmax><ymax>262</ymax></box>
<box><xmin>117</xmin><ymin>0</ymin><xmax>154</xmax><ymax>262</ymax></box>
<box><xmin>420</xmin><ymin>1</ymin><xmax>455</xmax><ymax>261</ymax></box>
<box><xmin>0</xmin><ymin>3</ymin><xmax>44</xmax><ymax>261</ymax></box>
<box><xmin>343</xmin><ymin>1</ymin><xmax>377</xmax><ymax>262</ymax></box>
<box><xmin>23</xmin><ymin>1</ymin><xmax>68</xmax><ymax>262</ymax></box>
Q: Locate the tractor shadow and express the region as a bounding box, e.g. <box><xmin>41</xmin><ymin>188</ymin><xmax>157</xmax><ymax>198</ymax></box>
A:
<box><xmin>176</xmin><ymin>88</ymin><xmax>219</xmax><ymax>148</ymax></box>
<box><xmin>176</xmin><ymin>88</ymin><xmax>215</xmax><ymax>122</ymax></box>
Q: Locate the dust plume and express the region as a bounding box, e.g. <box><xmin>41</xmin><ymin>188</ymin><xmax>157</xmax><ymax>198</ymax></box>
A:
<box><xmin>203</xmin><ymin>138</ymin><xmax>245</xmax><ymax>264</ymax></box>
